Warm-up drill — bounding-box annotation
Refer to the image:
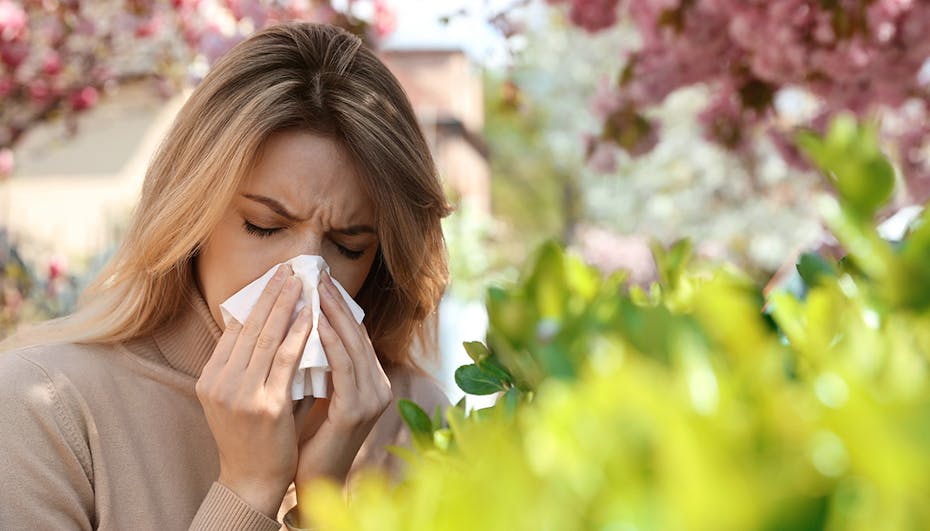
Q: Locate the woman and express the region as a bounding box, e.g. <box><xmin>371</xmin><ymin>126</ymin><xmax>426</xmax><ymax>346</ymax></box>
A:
<box><xmin>0</xmin><ymin>22</ymin><xmax>452</xmax><ymax>530</ymax></box>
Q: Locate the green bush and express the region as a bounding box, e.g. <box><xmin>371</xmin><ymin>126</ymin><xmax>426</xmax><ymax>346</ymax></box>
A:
<box><xmin>301</xmin><ymin>117</ymin><xmax>930</xmax><ymax>530</ymax></box>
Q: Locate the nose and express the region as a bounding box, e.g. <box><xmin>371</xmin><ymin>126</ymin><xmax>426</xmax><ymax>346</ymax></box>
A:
<box><xmin>289</xmin><ymin>230</ymin><xmax>323</xmax><ymax>258</ymax></box>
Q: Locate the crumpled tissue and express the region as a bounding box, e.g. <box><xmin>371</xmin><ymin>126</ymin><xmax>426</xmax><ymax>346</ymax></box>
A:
<box><xmin>219</xmin><ymin>255</ymin><xmax>365</xmax><ymax>400</ymax></box>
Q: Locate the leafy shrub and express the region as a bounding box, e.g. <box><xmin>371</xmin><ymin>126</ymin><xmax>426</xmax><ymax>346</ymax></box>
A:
<box><xmin>300</xmin><ymin>117</ymin><xmax>930</xmax><ymax>530</ymax></box>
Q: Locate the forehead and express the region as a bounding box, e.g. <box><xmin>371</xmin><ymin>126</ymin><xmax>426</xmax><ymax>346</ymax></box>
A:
<box><xmin>242</xmin><ymin>129</ymin><xmax>373</xmax><ymax>223</ymax></box>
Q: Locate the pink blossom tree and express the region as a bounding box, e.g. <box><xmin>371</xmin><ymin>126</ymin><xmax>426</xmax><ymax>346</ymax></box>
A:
<box><xmin>544</xmin><ymin>0</ymin><xmax>930</xmax><ymax>202</ymax></box>
<box><xmin>0</xmin><ymin>0</ymin><xmax>394</xmax><ymax>180</ymax></box>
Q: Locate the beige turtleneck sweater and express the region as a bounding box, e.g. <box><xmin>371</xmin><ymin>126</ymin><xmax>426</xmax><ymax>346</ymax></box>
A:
<box><xmin>0</xmin><ymin>278</ymin><xmax>450</xmax><ymax>530</ymax></box>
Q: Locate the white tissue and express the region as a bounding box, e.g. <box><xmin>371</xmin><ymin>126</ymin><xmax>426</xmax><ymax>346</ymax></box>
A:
<box><xmin>219</xmin><ymin>255</ymin><xmax>365</xmax><ymax>400</ymax></box>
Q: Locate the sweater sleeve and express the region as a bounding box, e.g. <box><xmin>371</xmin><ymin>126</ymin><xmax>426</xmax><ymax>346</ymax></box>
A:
<box><xmin>188</xmin><ymin>481</ymin><xmax>283</xmax><ymax>531</ymax></box>
<box><xmin>0</xmin><ymin>352</ymin><xmax>95</xmax><ymax>529</ymax></box>
<box><xmin>0</xmin><ymin>350</ymin><xmax>284</xmax><ymax>531</ymax></box>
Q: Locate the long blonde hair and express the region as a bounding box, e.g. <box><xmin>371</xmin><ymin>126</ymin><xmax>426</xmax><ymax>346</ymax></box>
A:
<box><xmin>1</xmin><ymin>23</ymin><xmax>452</xmax><ymax>368</ymax></box>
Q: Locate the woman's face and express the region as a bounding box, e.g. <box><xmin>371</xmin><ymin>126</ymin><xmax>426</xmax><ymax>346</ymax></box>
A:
<box><xmin>195</xmin><ymin>129</ymin><xmax>379</xmax><ymax>330</ymax></box>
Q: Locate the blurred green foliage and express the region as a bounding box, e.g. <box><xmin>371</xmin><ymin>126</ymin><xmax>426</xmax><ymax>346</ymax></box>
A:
<box><xmin>484</xmin><ymin>73</ymin><xmax>582</xmax><ymax>264</ymax></box>
<box><xmin>301</xmin><ymin>117</ymin><xmax>930</xmax><ymax>530</ymax></box>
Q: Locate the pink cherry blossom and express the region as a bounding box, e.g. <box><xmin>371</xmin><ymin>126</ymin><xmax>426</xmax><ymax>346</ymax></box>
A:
<box><xmin>0</xmin><ymin>0</ymin><xmax>27</xmax><ymax>42</ymax></box>
<box><xmin>134</xmin><ymin>13</ymin><xmax>165</xmax><ymax>39</ymax></box>
<box><xmin>200</xmin><ymin>25</ymin><xmax>245</xmax><ymax>65</ymax></box>
<box><xmin>48</xmin><ymin>256</ymin><xmax>66</xmax><ymax>280</ymax></box>
<box><xmin>549</xmin><ymin>0</ymin><xmax>930</xmax><ymax>201</ymax></box>
<box><xmin>374</xmin><ymin>0</ymin><xmax>397</xmax><ymax>38</ymax></box>
<box><xmin>569</xmin><ymin>0</ymin><xmax>620</xmax><ymax>33</ymax></box>
<box><xmin>0</xmin><ymin>75</ymin><xmax>12</xmax><ymax>98</ymax></box>
<box><xmin>41</xmin><ymin>51</ymin><xmax>61</xmax><ymax>76</ymax></box>
<box><xmin>69</xmin><ymin>86</ymin><xmax>98</xmax><ymax>111</ymax></box>
<box><xmin>0</xmin><ymin>0</ymin><xmax>383</xmax><ymax>162</ymax></box>
<box><xmin>590</xmin><ymin>75</ymin><xmax>624</xmax><ymax>119</ymax></box>
<box><xmin>28</xmin><ymin>79</ymin><xmax>53</xmax><ymax>104</ymax></box>
<box><xmin>0</xmin><ymin>40</ymin><xmax>28</xmax><ymax>69</ymax></box>
<box><xmin>0</xmin><ymin>147</ymin><xmax>12</xmax><ymax>178</ymax></box>
<box><xmin>226</xmin><ymin>0</ymin><xmax>268</xmax><ymax>28</ymax></box>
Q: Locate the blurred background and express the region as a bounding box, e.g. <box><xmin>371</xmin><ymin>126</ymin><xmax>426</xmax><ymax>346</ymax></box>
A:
<box><xmin>2</xmin><ymin>0</ymin><xmax>929</xmax><ymax>404</ymax></box>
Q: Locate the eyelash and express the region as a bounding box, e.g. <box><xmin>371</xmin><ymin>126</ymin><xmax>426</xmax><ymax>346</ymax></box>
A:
<box><xmin>242</xmin><ymin>220</ymin><xmax>365</xmax><ymax>260</ymax></box>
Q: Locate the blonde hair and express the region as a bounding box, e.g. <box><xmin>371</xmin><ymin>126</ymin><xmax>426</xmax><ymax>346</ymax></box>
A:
<box><xmin>1</xmin><ymin>23</ymin><xmax>452</xmax><ymax>369</ymax></box>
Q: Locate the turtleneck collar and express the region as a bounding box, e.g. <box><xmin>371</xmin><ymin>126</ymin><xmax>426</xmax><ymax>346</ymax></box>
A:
<box><xmin>152</xmin><ymin>271</ymin><xmax>223</xmax><ymax>379</ymax></box>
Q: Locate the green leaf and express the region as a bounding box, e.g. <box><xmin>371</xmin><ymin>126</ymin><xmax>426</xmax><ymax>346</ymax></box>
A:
<box><xmin>486</xmin><ymin>286</ymin><xmax>533</xmax><ymax>346</ymax></box>
<box><xmin>477</xmin><ymin>355</ymin><xmax>513</xmax><ymax>384</ymax></box>
<box><xmin>398</xmin><ymin>399</ymin><xmax>433</xmax><ymax>447</ymax></box>
<box><xmin>463</xmin><ymin>341</ymin><xmax>490</xmax><ymax>364</ymax></box>
<box><xmin>796</xmin><ymin>253</ymin><xmax>837</xmax><ymax>288</ymax></box>
<box><xmin>501</xmin><ymin>386</ymin><xmax>519</xmax><ymax>416</ymax></box>
<box><xmin>529</xmin><ymin>241</ymin><xmax>567</xmax><ymax>320</ymax></box>
<box><xmin>796</xmin><ymin>115</ymin><xmax>895</xmax><ymax>218</ymax></box>
<box><xmin>455</xmin><ymin>364</ymin><xmax>506</xmax><ymax>395</ymax></box>
<box><xmin>432</xmin><ymin>428</ymin><xmax>452</xmax><ymax>451</ymax></box>
<box><xmin>827</xmin><ymin>113</ymin><xmax>857</xmax><ymax>152</ymax></box>
<box><xmin>454</xmin><ymin>395</ymin><xmax>467</xmax><ymax>410</ymax></box>
<box><xmin>650</xmin><ymin>238</ymin><xmax>693</xmax><ymax>289</ymax></box>
<box><xmin>763</xmin><ymin>495</ymin><xmax>830</xmax><ymax>531</ymax></box>
<box><xmin>384</xmin><ymin>444</ymin><xmax>419</xmax><ymax>464</ymax></box>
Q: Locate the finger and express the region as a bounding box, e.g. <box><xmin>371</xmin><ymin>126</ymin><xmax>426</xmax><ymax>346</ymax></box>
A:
<box><xmin>320</xmin><ymin>274</ymin><xmax>385</xmax><ymax>392</ymax></box>
<box><xmin>318</xmin><ymin>313</ymin><xmax>359</xmax><ymax>393</ymax></box>
<box><xmin>227</xmin><ymin>264</ymin><xmax>291</xmax><ymax>370</ymax></box>
<box><xmin>319</xmin><ymin>271</ymin><xmax>367</xmax><ymax>367</ymax></box>
<box><xmin>265</xmin><ymin>305</ymin><xmax>314</xmax><ymax>396</ymax></box>
<box><xmin>246</xmin><ymin>274</ymin><xmax>302</xmax><ymax>377</ymax></box>
<box><xmin>201</xmin><ymin>318</ymin><xmax>243</xmax><ymax>377</ymax></box>
<box><xmin>352</xmin><ymin>321</ymin><xmax>389</xmax><ymax>397</ymax></box>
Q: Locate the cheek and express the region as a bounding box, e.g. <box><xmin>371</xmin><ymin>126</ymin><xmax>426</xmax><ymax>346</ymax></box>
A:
<box><xmin>328</xmin><ymin>254</ymin><xmax>377</xmax><ymax>298</ymax></box>
<box><xmin>197</xmin><ymin>215</ymin><xmax>280</xmax><ymax>306</ymax></box>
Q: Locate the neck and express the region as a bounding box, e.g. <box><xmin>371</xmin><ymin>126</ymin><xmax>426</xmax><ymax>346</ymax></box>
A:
<box><xmin>152</xmin><ymin>268</ymin><xmax>222</xmax><ymax>378</ymax></box>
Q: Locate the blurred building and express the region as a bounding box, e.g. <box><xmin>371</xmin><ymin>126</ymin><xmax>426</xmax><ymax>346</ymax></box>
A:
<box><xmin>380</xmin><ymin>45</ymin><xmax>489</xmax><ymax>214</ymax></box>
<box><xmin>2</xmin><ymin>82</ymin><xmax>185</xmax><ymax>268</ymax></box>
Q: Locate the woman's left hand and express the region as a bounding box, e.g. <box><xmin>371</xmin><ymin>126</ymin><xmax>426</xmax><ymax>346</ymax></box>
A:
<box><xmin>292</xmin><ymin>270</ymin><xmax>393</xmax><ymax>489</ymax></box>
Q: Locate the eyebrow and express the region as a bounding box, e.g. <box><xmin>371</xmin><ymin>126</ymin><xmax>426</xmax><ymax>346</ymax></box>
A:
<box><xmin>241</xmin><ymin>193</ymin><xmax>376</xmax><ymax>235</ymax></box>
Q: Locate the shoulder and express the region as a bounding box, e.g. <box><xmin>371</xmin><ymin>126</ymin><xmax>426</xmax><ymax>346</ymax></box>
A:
<box><xmin>0</xmin><ymin>341</ymin><xmax>117</xmax><ymax>390</ymax></box>
<box><xmin>0</xmin><ymin>344</ymin><xmax>97</xmax><ymax>479</ymax></box>
<box><xmin>385</xmin><ymin>362</ymin><xmax>451</xmax><ymax>412</ymax></box>
<box><xmin>0</xmin><ymin>341</ymin><xmax>119</xmax><ymax>425</ymax></box>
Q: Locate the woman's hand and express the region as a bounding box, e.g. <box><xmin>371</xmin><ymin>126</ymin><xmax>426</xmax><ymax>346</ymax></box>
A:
<box><xmin>195</xmin><ymin>264</ymin><xmax>313</xmax><ymax>519</ymax></box>
<box><xmin>293</xmin><ymin>270</ymin><xmax>393</xmax><ymax>490</ymax></box>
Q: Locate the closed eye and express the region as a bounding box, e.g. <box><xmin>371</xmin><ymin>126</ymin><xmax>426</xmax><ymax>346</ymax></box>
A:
<box><xmin>243</xmin><ymin>220</ymin><xmax>281</xmax><ymax>238</ymax></box>
<box><xmin>334</xmin><ymin>243</ymin><xmax>364</xmax><ymax>260</ymax></box>
<box><xmin>244</xmin><ymin>220</ymin><xmax>365</xmax><ymax>260</ymax></box>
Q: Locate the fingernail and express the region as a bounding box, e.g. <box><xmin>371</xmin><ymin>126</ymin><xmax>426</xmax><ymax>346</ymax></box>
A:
<box><xmin>274</xmin><ymin>265</ymin><xmax>287</xmax><ymax>279</ymax></box>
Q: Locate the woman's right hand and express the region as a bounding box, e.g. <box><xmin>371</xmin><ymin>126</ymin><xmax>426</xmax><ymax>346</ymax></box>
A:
<box><xmin>195</xmin><ymin>263</ymin><xmax>313</xmax><ymax>519</ymax></box>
